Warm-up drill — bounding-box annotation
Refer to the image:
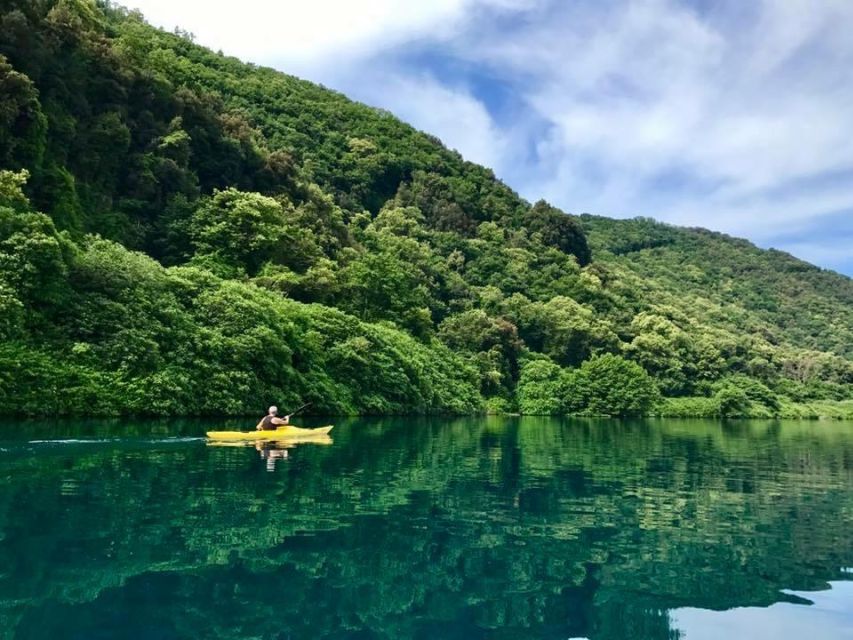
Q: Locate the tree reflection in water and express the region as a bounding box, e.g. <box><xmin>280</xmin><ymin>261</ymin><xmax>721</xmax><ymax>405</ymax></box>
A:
<box><xmin>0</xmin><ymin>417</ymin><xmax>850</xmax><ymax>639</ymax></box>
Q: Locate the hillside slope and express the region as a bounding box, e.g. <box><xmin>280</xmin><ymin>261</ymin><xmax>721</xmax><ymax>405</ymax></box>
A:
<box><xmin>0</xmin><ymin>0</ymin><xmax>850</xmax><ymax>417</ymax></box>
<box><xmin>583</xmin><ymin>216</ymin><xmax>853</xmax><ymax>359</ymax></box>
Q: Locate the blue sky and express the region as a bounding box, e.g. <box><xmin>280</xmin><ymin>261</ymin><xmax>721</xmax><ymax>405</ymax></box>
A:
<box><xmin>126</xmin><ymin>0</ymin><xmax>853</xmax><ymax>275</ymax></box>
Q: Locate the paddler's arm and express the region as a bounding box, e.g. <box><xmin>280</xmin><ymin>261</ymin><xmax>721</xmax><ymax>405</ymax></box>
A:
<box><xmin>255</xmin><ymin>418</ymin><xmax>266</xmax><ymax>431</ymax></box>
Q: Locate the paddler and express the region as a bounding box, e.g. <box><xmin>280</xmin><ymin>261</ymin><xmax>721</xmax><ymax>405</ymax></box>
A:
<box><xmin>255</xmin><ymin>406</ymin><xmax>290</xmax><ymax>431</ymax></box>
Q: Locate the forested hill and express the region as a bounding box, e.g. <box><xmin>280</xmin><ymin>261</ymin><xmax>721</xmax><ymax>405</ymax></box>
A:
<box><xmin>581</xmin><ymin>215</ymin><xmax>853</xmax><ymax>359</ymax></box>
<box><xmin>1</xmin><ymin>0</ymin><xmax>851</xmax><ymax>417</ymax></box>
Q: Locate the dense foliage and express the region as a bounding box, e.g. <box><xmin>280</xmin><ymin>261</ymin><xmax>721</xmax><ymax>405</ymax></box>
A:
<box><xmin>0</xmin><ymin>0</ymin><xmax>850</xmax><ymax>416</ymax></box>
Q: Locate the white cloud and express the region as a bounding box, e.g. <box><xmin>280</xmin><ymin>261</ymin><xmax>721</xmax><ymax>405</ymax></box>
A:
<box><xmin>353</xmin><ymin>72</ymin><xmax>511</xmax><ymax>171</ymax></box>
<box><xmin>449</xmin><ymin>0</ymin><xmax>853</xmax><ymax>271</ymax></box>
<box><xmin>124</xmin><ymin>0</ymin><xmax>523</xmax><ymax>173</ymax></box>
<box><xmin>124</xmin><ymin>0</ymin><xmax>462</xmax><ymax>62</ymax></box>
<box><xmin>124</xmin><ymin>0</ymin><xmax>535</xmax><ymax>65</ymax></box>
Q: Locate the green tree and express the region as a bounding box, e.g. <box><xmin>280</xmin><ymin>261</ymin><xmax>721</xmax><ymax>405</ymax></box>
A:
<box><xmin>576</xmin><ymin>354</ymin><xmax>660</xmax><ymax>416</ymax></box>
<box><xmin>190</xmin><ymin>188</ymin><xmax>290</xmax><ymax>276</ymax></box>
<box><xmin>714</xmin><ymin>385</ymin><xmax>751</xmax><ymax>418</ymax></box>
<box><xmin>523</xmin><ymin>200</ymin><xmax>591</xmax><ymax>266</ymax></box>
<box><xmin>712</xmin><ymin>375</ymin><xmax>779</xmax><ymax>416</ymax></box>
<box><xmin>439</xmin><ymin>309</ymin><xmax>522</xmax><ymax>396</ymax></box>
<box><xmin>0</xmin><ymin>168</ymin><xmax>30</xmax><ymax>209</ymax></box>
<box><xmin>624</xmin><ymin>310</ymin><xmax>698</xmax><ymax>395</ymax></box>
<box><xmin>502</xmin><ymin>294</ymin><xmax>617</xmax><ymax>367</ymax></box>
<box><xmin>0</xmin><ymin>55</ymin><xmax>47</xmax><ymax>169</ymax></box>
<box><xmin>516</xmin><ymin>359</ymin><xmax>571</xmax><ymax>414</ymax></box>
<box><xmin>0</xmin><ymin>204</ymin><xmax>69</xmax><ymax>306</ymax></box>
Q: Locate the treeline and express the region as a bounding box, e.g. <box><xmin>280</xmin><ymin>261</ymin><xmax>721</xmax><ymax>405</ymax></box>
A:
<box><xmin>0</xmin><ymin>0</ymin><xmax>850</xmax><ymax>416</ymax></box>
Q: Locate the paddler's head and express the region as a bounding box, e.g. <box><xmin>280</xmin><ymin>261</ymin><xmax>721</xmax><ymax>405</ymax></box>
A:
<box><xmin>268</xmin><ymin>406</ymin><xmax>278</xmax><ymax>416</ymax></box>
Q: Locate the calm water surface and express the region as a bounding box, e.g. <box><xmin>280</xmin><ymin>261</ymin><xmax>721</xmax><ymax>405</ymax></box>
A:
<box><xmin>0</xmin><ymin>417</ymin><xmax>851</xmax><ymax>639</ymax></box>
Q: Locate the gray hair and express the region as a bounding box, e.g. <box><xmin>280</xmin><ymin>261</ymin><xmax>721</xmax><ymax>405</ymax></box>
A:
<box><xmin>268</xmin><ymin>406</ymin><xmax>278</xmax><ymax>415</ymax></box>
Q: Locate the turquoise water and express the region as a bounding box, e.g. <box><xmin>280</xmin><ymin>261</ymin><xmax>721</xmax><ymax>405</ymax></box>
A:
<box><xmin>0</xmin><ymin>417</ymin><xmax>851</xmax><ymax>639</ymax></box>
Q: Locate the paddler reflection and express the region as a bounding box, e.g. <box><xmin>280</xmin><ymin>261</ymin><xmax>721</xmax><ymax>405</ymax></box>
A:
<box><xmin>255</xmin><ymin>442</ymin><xmax>290</xmax><ymax>471</ymax></box>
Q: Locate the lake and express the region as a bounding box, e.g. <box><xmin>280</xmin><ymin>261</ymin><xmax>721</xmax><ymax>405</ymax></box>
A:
<box><xmin>0</xmin><ymin>417</ymin><xmax>851</xmax><ymax>639</ymax></box>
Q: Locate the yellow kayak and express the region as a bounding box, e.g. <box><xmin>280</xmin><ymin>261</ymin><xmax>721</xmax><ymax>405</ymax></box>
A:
<box><xmin>206</xmin><ymin>425</ymin><xmax>334</xmax><ymax>442</ymax></box>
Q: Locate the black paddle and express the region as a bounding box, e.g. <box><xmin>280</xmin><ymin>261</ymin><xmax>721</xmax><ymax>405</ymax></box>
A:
<box><xmin>284</xmin><ymin>402</ymin><xmax>312</xmax><ymax>420</ymax></box>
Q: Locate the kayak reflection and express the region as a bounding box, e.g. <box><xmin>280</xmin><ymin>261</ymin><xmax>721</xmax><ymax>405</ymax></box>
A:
<box><xmin>206</xmin><ymin>433</ymin><xmax>333</xmax><ymax>471</ymax></box>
